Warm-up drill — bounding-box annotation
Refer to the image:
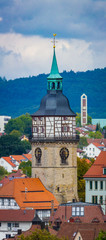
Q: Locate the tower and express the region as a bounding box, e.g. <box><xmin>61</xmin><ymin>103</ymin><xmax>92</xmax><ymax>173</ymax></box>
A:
<box><xmin>81</xmin><ymin>94</ymin><xmax>87</xmax><ymax>126</ymax></box>
<box><xmin>31</xmin><ymin>35</ymin><xmax>79</xmax><ymax>203</ymax></box>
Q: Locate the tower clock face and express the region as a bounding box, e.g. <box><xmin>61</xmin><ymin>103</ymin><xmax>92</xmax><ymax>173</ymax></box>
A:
<box><xmin>35</xmin><ymin>147</ymin><xmax>42</xmax><ymax>162</ymax></box>
<box><xmin>60</xmin><ymin>147</ymin><xmax>69</xmax><ymax>162</ymax></box>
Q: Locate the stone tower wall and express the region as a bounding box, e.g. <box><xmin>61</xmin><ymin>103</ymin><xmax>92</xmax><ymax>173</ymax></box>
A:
<box><xmin>32</xmin><ymin>141</ymin><xmax>78</xmax><ymax>203</ymax></box>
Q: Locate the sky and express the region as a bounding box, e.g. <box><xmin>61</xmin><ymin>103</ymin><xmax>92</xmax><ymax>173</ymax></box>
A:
<box><xmin>0</xmin><ymin>0</ymin><xmax>106</xmax><ymax>80</ymax></box>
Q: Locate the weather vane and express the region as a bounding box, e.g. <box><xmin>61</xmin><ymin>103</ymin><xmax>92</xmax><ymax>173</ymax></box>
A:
<box><xmin>52</xmin><ymin>34</ymin><xmax>57</xmax><ymax>48</ymax></box>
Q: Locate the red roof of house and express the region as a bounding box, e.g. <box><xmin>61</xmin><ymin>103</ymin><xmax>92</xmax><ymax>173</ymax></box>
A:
<box><xmin>0</xmin><ymin>209</ymin><xmax>35</xmax><ymax>222</ymax></box>
<box><xmin>1</xmin><ymin>157</ymin><xmax>16</xmax><ymax>167</ymax></box>
<box><xmin>84</xmin><ymin>151</ymin><xmax>106</xmax><ymax>178</ymax></box>
<box><xmin>50</xmin><ymin>203</ymin><xmax>104</xmax><ymax>224</ymax></box>
<box><xmin>0</xmin><ymin>169</ymin><xmax>27</xmax><ymax>186</ymax></box>
<box><xmin>92</xmin><ymin>142</ymin><xmax>103</xmax><ymax>148</ymax></box>
<box><xmin>87</xmin><ymin>138</ymin><xmax>106</xmax><ymax>147</ymax></box>
<box><xmin>57</xmin><ymin>222</ymin><xmax>106</xmax><ymax>240</ymax></box>
<box><xmin>0</xmin><ymin>178</ymin><xmax>59</xmax><ymax>210</ymax></box>
<box><xmin>23</xmin><ymin>154</ymin><xmax>32</xmax><ymax>161</ymax></box>
<box><xmin>10</xmin><ymin>155</ymin><xmax>26</xmax><ymax>163</ymax></box>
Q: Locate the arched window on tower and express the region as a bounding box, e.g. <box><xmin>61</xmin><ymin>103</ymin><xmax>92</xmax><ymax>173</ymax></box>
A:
<box><xmin>57</xmin><ymin>82</ymin><xmax>60</xmax><ymax>89</ymax></box>
<box><xmin>52</xmin><ymin>82</ymin><xmax>55</xmax><ymax>89</ymax></box>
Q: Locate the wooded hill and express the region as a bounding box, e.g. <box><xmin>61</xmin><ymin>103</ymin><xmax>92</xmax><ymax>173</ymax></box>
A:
<box><xmin>0</xmin><ymin>68</ymin><xmax>106</xmax><ymax>118</ymax></box>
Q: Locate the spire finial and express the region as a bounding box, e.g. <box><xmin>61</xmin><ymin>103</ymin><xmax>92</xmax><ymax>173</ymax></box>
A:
<box><xmin>53</xmin><ymin>34</ymin><xmax>57</xmax><ymax>48</ymax></box>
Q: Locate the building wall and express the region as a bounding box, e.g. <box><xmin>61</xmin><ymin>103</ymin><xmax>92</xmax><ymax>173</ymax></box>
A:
<box><xmin>83</xmin><ymin>143</ymin><xmax>101</xmax><ymax>158</ymax></box>
<box><xmin>0</xmin><ymin>158</ymin><xmax>18</xmax><ymax>172</ymax></box>
<box><xmin>85</xmin><ymin>178</ymin><xmax>106</xmax><ymax>214</ymax></box>
<box><xmin>32</xmin><ymin>141</ymin><xmax>78</xmax><ymax>203</ymax></box>
<box><xmin>0</xmin><ymin>116</ymin><xmax>11</xmax><ymax>133</ymax></box>
<box><xmin>0</xmin><ymin>222</ymin><xmax>32</xmax><ymax>240</ymax></box>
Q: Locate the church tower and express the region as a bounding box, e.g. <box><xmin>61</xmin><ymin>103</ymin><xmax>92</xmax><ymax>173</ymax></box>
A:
<box><xmin>31</xmin><ymin>35</ymin><xmax>79</xmax><ymax>203</ymax></box>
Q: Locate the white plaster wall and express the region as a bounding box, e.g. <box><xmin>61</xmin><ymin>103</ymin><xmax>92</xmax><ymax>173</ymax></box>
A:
<box><xmin>83</xmin><ymin>143</ymin><xmax>101</xmax><ymax>158</ymax></box>
<box><xmin>85</xmin><ymin>178</ymin><xmax>106</xmax><ymax>214</ymax></box>
<box><xmin>0</xmin><ymin>116</ymin><xmax>11</xmax><ymax>133</ymax></box>
<box><xmin>0</xmin><ymin>222</ymin><xmax>32</xmax><ymax>240</ymax></box>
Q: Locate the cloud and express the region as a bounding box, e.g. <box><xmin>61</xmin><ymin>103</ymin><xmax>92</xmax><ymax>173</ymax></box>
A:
<box><xmin>0</xmin><ymin>33</ymin><xmax>105</xmax><ymax>80</ymax></box>
<box><xmin>0</xmin><ymin>0</ymin><xmax>105</xmax><ymax>41</ymax></box>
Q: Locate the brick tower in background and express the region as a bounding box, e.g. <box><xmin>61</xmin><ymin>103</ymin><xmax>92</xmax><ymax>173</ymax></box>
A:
<box><xmin>81</xmin><ymin>93</ymin><xmax>87</xmax><ymax>126</ymax></box>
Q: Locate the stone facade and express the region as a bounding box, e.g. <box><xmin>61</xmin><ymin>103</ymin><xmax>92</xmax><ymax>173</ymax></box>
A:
<box><xmin>32</xmin><ymin>141</ymin><xmax>78</xmax><ymax>203</ymax></box>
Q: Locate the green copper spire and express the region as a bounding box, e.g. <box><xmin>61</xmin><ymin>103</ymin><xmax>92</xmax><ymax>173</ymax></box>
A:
<box><xmin>47</xmin><ymin>34</ymin><xmax>62</xmax><ymax>92</ymax></box>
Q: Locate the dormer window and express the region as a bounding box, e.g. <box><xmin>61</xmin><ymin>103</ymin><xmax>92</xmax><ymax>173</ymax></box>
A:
<box><xmin>72</xmin><ymin>206</ymin><xmax>84</xmax><ymax>216</ymax></box>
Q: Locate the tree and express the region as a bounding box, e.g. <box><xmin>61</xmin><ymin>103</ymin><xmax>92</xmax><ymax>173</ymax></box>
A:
<box><xmin>19</xmin><ymin>229</ymin><xmax>63</xmax><ymax>240</ymax></box>
<box><xmin>0</xmin><ymin>135</ymin><xmax>27</xmax><ymax>157</ymax></box>
<box><xmin>21</xmin><ymin>140</ymin><xmax>31</xmax><ymax>152</ymax></box>
<box><xmin>5</xmin><ymin>113</ymin><xmax>32</xmax><ymax>136</ymax></box>
<box><xmin>19</xmin><ymin>161</ymin><xmax>32</xmax><ymax>177</ymax></box>
<box><xmin>76</xmin><ymin>113</ymin><xmax>92</xmax><ymax>127</ymax></box>
<box><xmin>77</xmin><ymin>136</ymin><xmax>88</xmax><ymax>149</ymax></box>
<box><xmin>89</xmin><ymin>131</ymin><xmax>102</xmax><ymax>139</ymax></box>
<box><xmin>96</xmin><ymin>230</ymin><xmax>106</xmax><ymax>240</ymax></box>
<box><xmin>0</xmin><ymin>166</ymin><xmax>8</xmax><ymax>180</ymax></box>
<box><xmin>76</xmin><ymin>113</ymin><xmax>81</xmax><ymax>127</ymax></box>
<box><xmin>77</xmin><ymin>158</ymin><xmax>92</xmax><ymax>201</ymax></box>
<box><xmin>10</xmin><ymin>129</ymin><xmax>22</xmax><ymax>138</ymax></box>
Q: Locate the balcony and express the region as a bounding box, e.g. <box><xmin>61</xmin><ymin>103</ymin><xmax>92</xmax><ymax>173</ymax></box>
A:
<box><xmin>30</xmin><ymin>135</ymin><xmax>79</xmax><ymax>143</ymax></box>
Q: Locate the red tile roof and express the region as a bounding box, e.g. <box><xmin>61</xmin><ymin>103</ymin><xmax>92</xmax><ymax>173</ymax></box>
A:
<box><xmin>0</xmin><ymin>209</ymin><xmax>35</xmax><ymax>222</ymax></box>
<box><xmin>0</xmin><ymin>178</ymin><xmax>59</xmax><ymax>210</ymax></box>
<box><xmin>1</xmin><ymin>157</ymin><xmax>16</xmax><ymax>167</ymax></box>
<box><xmin>92</xmin><ymin>142</ymin><xmax>103</xmax><ymax>148</ymax></box>
<box><xmin>23</xmin><ymin>154</ymin><xmax>32</xmax><ymax>161</ymax></box>
<box><xmin>50</xmin><ymin>203</ymin><xmax>104</xmax><ymax>224</ymax></box>
<box><xmin>84</xmin><ymin>151</ymin><xmax>106</xmax><ymax>178</ymax></box>
<box><xmin>57</xmin><ymin>222</ymin><xmax>106</xmax><ymax>240</ymax></box>
<box><xmin>0</xmin><ymin>169</ymin><xmax>27</xmax><ymax>186</ymax></box>
<box><xmin>87</xmin><ymin>138</ymin><xmax>106</xmax><ymax>147</ymax></box>
<box><xmin>10</xmin><ymin>155</ymin><xmax>26</xmax><ymax>163</ymax></box>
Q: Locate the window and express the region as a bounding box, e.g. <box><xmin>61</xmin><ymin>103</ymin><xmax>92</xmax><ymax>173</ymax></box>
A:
<box><xmin>0</xmin><ymin>223</ymin><xmax>1</xmax><ymax>227</ymax></box>
<box><xmin>100</xmin><ymin>181</ymin><xmax>103</xmax><ymax>190</ymax></box>
<box><xmin>93</xmin><ymin>148</ymin><xmax>95</xmax><ymax>152</ymax></box>
<box><xmin>95</xmin><ymin>181</ymin><xmax>98</xmax><ymax>190</ymax></box>
<box><xmin>33</xmin><ymin>127</ymin><xmax>38</xmax><ymax>133</ymax></box>
<box><xmin>92</xmin><ymin>196</ymin><xmax>98</xmax><ymax>204</ymax></box>
<box><xmin>52</xmin><ymin>82</ymin><xmax>55</xmax><ymax>89</ymax></box>
<box><xmin>12</xmin><ymin>222</ymin><xmax>19</xmax><ymax>228</ymax></box>
<box><xmin>103</xmin><ymin>168</ymin><xmax>106</xmax><ymax>175</ymax></box>
<box><xmin>40</xmin><ymin>126</ymin><xmax>44</xmax><ymax>133</ymax></box>
<box><xmin>8</xmin><ymin>199</ymin><xmax>11</xmax><ymax>206</ymax></box>
<box><xmin>89</xmin><ymin>181</ymin><xmax>92</xmax><ymax>190</ymax></box>
<box><xmin>100</xmin><ymin>196</ymin><xmax>103</xmax><ymax>205</ymax></box>
<box><xmin>57</xmin><ymin>82</ymin><xmax>60</xmax><ymax>89</ymax></box>
<box><xmin>72</xmin><ymin>206</ymin><xmax>84</xmax><ymax>216</ymax></box>
<box><xmin>1</xmin><ymin>199</ymin><xmax>4</xmax><ymax>206</ymax></box>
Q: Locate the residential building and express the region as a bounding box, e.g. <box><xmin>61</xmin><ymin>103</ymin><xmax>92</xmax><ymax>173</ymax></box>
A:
<box><xmin>31</xmin><ymin>35</ymin><xmax>79</xmax><ymax>204</ymax></box>
<box><xmin>0</xmin><ymin>116</ymin><xmax>11</xmax><ymax>133</ymax></box>
<box><xmin>81</xmin><ymin>94</ymin><xmax>87</xmax><ymax>126</ymax></box>
<box><xmin>0</xmin><ymin>178</ymin><xmax>59</xmax><ymax>221</ymax></box>
<box><xmin>50</xmin><ymin>202</ymin><xmax>104</xmax><ymax>228</ymax></box>
<box><xmin>0</xmin><ymin>157</ymin><xmax>18</xmax><ymax>172</ymax></box>
<box><xmin>57</xmin><ymin>222</ymin><xmax>106</xmax><ymax>240</ymax></box>
<box><xmin>0</xmin><ymin>209</ymin><xmax>35</xmax><ymax>240</ymax></box>
<box><xmin>83</xmin><ymin>142</ymin><xmax>103</xmax><ymax>158</ymax></box>
<box><xmin>84</xmin><ymin>151</ymin><xmax>106</xmax><ymax>214</ymax></box>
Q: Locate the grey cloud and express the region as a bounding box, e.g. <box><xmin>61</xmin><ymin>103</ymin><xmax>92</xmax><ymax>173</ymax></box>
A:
<box><xmin>0</xmin><ymin>0</ymin><xmax>105</xmax><ymax>41</ymax></box>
